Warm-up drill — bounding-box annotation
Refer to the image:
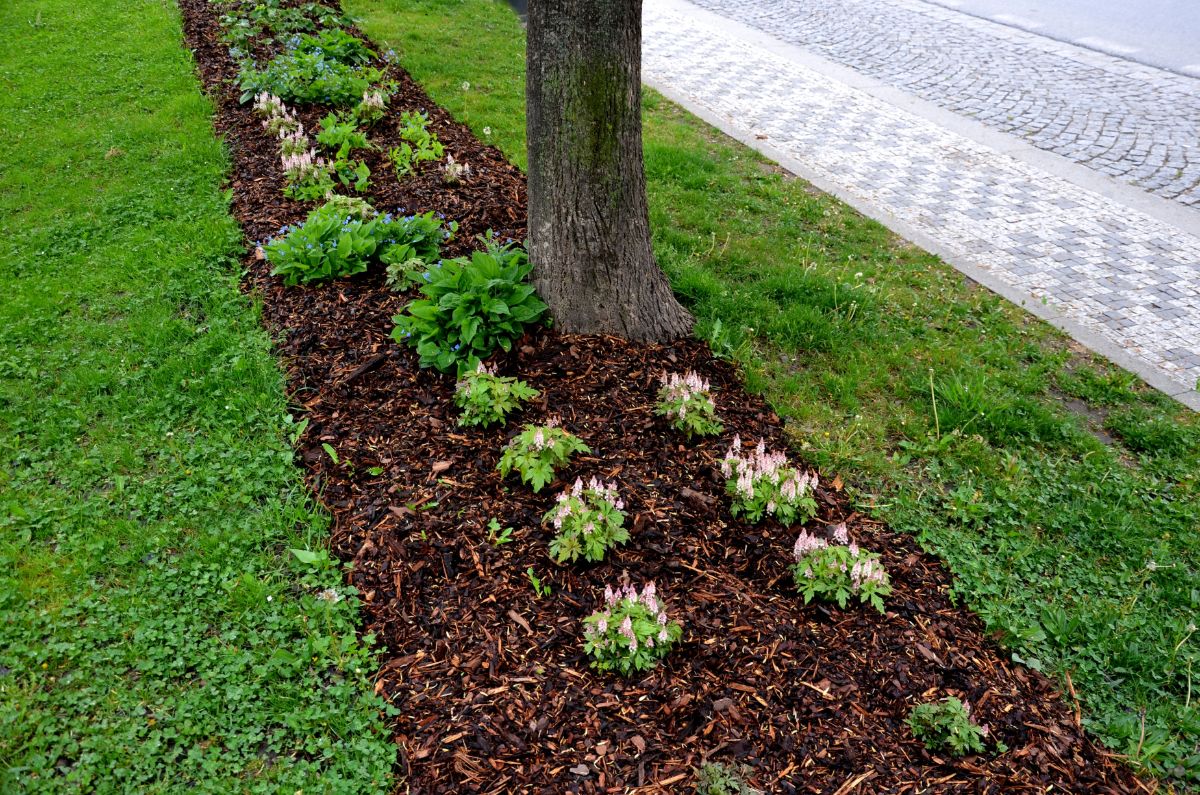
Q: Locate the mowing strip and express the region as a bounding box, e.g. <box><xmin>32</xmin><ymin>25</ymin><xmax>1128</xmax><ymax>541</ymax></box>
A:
<box><xmin>178</xmin><ymin>1</ymin><xmax>1146</xmax><ymax>791</ymax></box>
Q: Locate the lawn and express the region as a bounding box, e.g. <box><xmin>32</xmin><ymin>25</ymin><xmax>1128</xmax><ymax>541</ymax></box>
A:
<box><xmin>0</xmin><ymin>0</ymin><xmax>393</xmax><ymax>790</ymax></box>
<box><xmin>345</xmin><ymin>0</ymin><xmax>1200</xmax><ymax>783</ymax></box>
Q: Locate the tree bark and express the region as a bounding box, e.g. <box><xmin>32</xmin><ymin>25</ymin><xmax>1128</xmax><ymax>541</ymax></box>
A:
<box><xmin>526</xmin><ymin>0</ymin><xmax>693</xmax><ymax>342</ymax></box>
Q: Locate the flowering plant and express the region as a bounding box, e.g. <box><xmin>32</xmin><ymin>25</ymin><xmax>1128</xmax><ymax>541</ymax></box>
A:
<box><xmin>353</xmin><ymin>89</ymin><xmax>388</xmax><ymax>127</ymax></box>
<box><xmin>496</xmin><ymin>420</ymin><xmax>589</xmax><ymax>492</ymax></box>
<box><xmin>278</xmin><ymin>126</ymin><xmax>309</xmax><ymax>157</ymax></box>
<box><xmin>655</xmin><ymin>370</ymin><xmax>723</xmax><ymax>438</ymax></box>
<box><xmin>583</xmin><ymin>582</ymin><xmax>682</xmax><ymax>675</ymax></box>
<box><xmin>264</xmin><ymin>106</ymin><xmax>302</xmax><ymax>137</ymax></box>
<box><xmin>907</xmin><ymin>697</ymin><xmax>1003</xmax><ymax>756</ymax></box>
<box><xmin>237</xmin><ymin>47</ymin><xmax>385</xmax><ymax>107</ymax></box>
<box><xmin>544</xmin><ymin>477</ymin><xmax>628</xmax><ymax>563</ymax></box>
<box><xmin>281</xmin><ymin>148</ymin><xmax>335</xmax><ymax>201</ymax></box>
<box><xmin>453</xmin><ymin>363</ymin><xmax>539</xmax><ymax>428</ymax></box>
<box><xmin>791</xmin><ymin>523</ymin><xmax>891</xmax><ymax>612</ymax></box>
<box><xmin>720</xmin><ymin>436</ymin><xmax>818</xmax><ymax>525</ymax></box>
<box><xmin>442</xmin><ymin>155</ymin><xmax>471</xmax><ymax>185</ymax></box>
<box><xmin>252</xmin><ymin>91</ymin><xmax>285</xmax><ymax>118</ymax></box>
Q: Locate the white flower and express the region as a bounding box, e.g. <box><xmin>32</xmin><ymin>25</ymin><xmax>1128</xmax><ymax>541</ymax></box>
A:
<box><xmin>461</xmin><ymin>81</ymin><xmax>471</xmax><ymax>91</ymax></box>
<box><xmin>482</xmin><ymin>126</ymin><xmax>492</xmax><ymax>136</ymax></box>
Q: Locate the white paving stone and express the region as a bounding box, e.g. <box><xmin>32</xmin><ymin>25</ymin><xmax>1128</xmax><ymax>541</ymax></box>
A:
<box><xmin>643</xmin><ymin>0</ymin><xmax>1200</xmax><ymax>398</ymax></box>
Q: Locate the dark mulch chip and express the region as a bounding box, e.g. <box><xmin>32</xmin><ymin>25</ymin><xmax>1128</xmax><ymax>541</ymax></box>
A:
<box><xmin>177</xmin><ymin>1</ymin><xmax>1148</xmax><ymax>792</ymax></box>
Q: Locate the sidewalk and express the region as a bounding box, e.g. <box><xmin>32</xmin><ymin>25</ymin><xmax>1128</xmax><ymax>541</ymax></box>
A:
<box><xmin>642</xmin><ymin>0</ymin><xmax>1200</xmax><ymax>409</ymax></box>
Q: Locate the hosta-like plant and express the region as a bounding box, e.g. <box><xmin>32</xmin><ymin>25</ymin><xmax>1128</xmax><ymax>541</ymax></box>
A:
<box><xmin>720</xmin><ymin>436</ymin><xmax>818</xmax><ymax>525</ymax></box>
<box><xmin>496</xmin><ymin>420</ymin><xmax>589</xmax><ymax>492</ymax></box>
<box><xmin>656</xmin><ymin>370</ymin><xmax>723</xmax><ymax>439</ymax></box>
<box><xmin>583</xmin><ymin>582</ymin><xmax>683</xmax><ymax>675</ymax></box>
<box><xmin>791</xmin><ymin>523</ymin><xmax>892</xmax><ymax>612</ymax></box>
<box><xmin>263</xmin><ymin>199</ymin><xmax>451</xmax><ymax>285</ymax></box>
<box><xmin>544</xmin><ymin>477</ymin><xmax>628</xmax><ymax>563</ymax></box>
<box><xmin>453</xmin><ymin>363</ymin><xmax>539</xmax><ymax>428</ymax></box>
<box><xmin>391</xmin><ymin>238</ymin><xmax>548</xmax><ymax>373</ymax></box>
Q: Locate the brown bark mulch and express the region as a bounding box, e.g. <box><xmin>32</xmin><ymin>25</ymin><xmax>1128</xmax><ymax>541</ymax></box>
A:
<box><xmin>177</xmin><ymin>2</ymin><xmax>1150</xmax><ymax>792</ymax></box>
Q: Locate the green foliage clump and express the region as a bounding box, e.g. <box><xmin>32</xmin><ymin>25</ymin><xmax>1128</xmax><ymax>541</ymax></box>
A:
<box><xmin>496</xmin><ymin>422</ymin><xmax>589</xmax><ymax>492</ymax></box>
<box><xmin>453</xmin><ymin>363</ymin><xmax>539</xmax><ymax>428</ymax></box>
<box><xmin>390</xmin><ymin>238</ymin><xmax>548</xmax><ymax>372</ymax></box>
<box><xmin>263</xmin><ymin>199</ymin><xmax>451</xmax><ymax>286</ymax></box>
<box><xmin>316</xmin><ymin>113</ymin><xmax>371</xmax><ymax>153</ymax></box>
<box><xmin>907</xmin><ymin>697</ymin><xmax>1005</xmax><ymax>756</ymax></box>
<box><xmin>544</xmin><ymin>477</ymin><xmax>628</xmax><ymax>563</ymax></box>
<box><xmin>390</xmin><ymin>110</ymin><xmax>445</xmax><ymax>176</ymax></box>
<box><xmin>791</xmin><ymin>526</ymin><xmax>892</xmax><ymax>613</ymax></box>
<box><xmin>237</xmin><ymin>33</ymin><xmax>385</xmax><ymax>106</ymax></box>
<box><xmin>316</xmin><ymin>113</ymin><xmax>372</xmax><ymax>191</ymax></box>
<box><xmin>293</xmin><ymin>28</ymin><xmax>377</xmax><ymax>64</ymax></box>
<box><xmin>583</xmin><ymin>583</ymin><xmax>683</xmax><ymax>675</ymax></box>
<box><xmin>694</xmin><ymin>762</ymin><xmax>761</xmax><ymax>795</ymax></box>
<box><xmin>218</xmin><ymin>1</ymin><xmax>349</xmax><ymax>48</ymax></box>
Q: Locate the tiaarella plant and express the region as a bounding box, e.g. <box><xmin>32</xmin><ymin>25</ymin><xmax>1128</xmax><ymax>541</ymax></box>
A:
<box><xmin>453</xmin><ymin>363</ymin><xmax>539</xmax><ymax>428</ymax></box>
<box><xmin>907</xmin><ymin>697</ymin><xmax>1005</xmax><ymax>756</ymax></box>
<box><xmin>655</xmin><ymin>370</ymin><xmax>723</xmax><ymax>439</ymax></box>
<box><xmin>353</xmin><ymin>89</ymin><xmax>388</xmax><ymax>127</ymax></box>
<box><xmin>720</xmin><ymin>436</ymin><xmax>818</xmax><ymax>525</ymax></box>
<box><xmin>544</xmin><ymin>477</ymin><xmax>628</xmax><ymax>563</ymax></box>
<box><xmin>496</xmin><ymin>420</ymin><xmax>589</xmax><ymax>492</ymax></box>
<box><xmin>280</xmin><ymin>148</ymin><xmax>334</xmax><ymax>201</ymax></box>
<box><xmin>583</xmin><ymin>582</ymin><xmax>683</xmax><ymax>675</ymax></box>
<box><xmin>278</xmin><ymin>125</ymin><xmax>309</xmax><ymax>157</ymax></box>
<box><xmin>791</xmin><ymin>523</ymin><xmax>892</xmax><ymax>613</ymax></box>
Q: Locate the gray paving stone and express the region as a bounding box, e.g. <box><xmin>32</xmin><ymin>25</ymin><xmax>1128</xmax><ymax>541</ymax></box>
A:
<box><xmin>643</xmin><ymin>0</ymin><xmax>1200</xmax><ymax>396</ymax></box>
<box><xmin>685</xmin><ymin>0</ymin><xmax>1200</xmax><ymax>208</ymax></box>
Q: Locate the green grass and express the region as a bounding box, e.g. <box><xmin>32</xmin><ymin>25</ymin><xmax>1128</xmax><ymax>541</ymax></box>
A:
<box><xmin>0</xmin><ymin>0</ymin><xmax>394</xmax><ymax>790</ymax></box>
<box><xmin>348</xmin><ymin>0</ymin><xmax>1200</xmax><ymax>784</ymax></box>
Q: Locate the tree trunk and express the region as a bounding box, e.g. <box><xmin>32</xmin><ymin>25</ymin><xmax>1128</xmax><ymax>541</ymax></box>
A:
<box><xmin>526</xmin><ymin>0</ymin><xmax>693</xmax><ymax>342</ymax></box>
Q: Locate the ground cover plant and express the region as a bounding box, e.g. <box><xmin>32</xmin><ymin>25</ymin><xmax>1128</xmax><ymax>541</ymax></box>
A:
<box><xmin>177</xmin><ymin>0</ymin><xmax>1156</xmax><ymax>789</ymax></box>
<box><xmin>0</xmin><ymin>0</ymin><xmax>394</xmax><ymax>790</ymax></box>
<box><xmin>342</xmin><ymin>0</ymin><xmax>1200</xmax><ymax>784</ymax></box>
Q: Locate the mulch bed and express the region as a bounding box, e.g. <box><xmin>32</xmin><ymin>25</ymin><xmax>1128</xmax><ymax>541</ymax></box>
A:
<box><xmin>177</xmin><ymin>2</ymin><xmax>1149</xmax><ymax>792</ymax></box>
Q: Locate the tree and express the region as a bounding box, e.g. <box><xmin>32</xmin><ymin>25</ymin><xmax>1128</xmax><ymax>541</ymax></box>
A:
<box><xmin>526</xmin><ymin>0</ymin><xmax>693</xmax><ymax>343</ymax></box>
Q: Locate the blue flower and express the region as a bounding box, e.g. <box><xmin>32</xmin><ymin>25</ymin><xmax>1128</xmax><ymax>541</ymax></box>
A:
<box><xmin>422</xmin><ymin>271</ymin><xmax>431</xmax><ymax>281</ymax></box>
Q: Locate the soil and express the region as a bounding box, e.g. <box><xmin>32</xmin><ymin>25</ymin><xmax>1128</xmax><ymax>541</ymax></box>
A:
<box><xmin>176</xmin><ymin>2</ymin><xmax>1149</xmax><ymax>792</ymax></box>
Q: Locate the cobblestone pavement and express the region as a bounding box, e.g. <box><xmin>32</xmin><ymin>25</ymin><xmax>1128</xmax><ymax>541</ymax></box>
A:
<box><xmin>685</xmin><ymin>0</ymin><xmax>1200</xmax><ymax>208</ymax></box>
<box><xmin>643</xmin><ymin>0</ymin><xmax>1200</xmax><ymax>400</ymax></box>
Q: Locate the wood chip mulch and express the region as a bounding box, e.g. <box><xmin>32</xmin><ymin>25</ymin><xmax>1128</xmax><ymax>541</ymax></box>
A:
<box><xmin>176</xmin><ymin>1</ymin><xmax>1150</xmax><ymax>792</ymax></box>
